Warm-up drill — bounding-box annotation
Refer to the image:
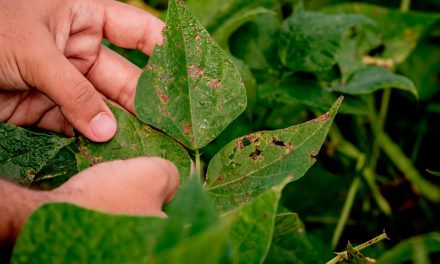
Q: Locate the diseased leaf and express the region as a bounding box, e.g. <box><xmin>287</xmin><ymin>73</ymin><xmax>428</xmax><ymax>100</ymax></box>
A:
<box><xmin>265</xmin><ymin>212</ymin><xmax>324</xmax><ymax>263</ymax></box>
<box><xmin>0</xmin><ymin>123</ymin><xmax>73</xmax><ymax>185</ymax></box>
<box><xmin>324</xmin><ymin>3</ymin><xmax>439</xmax><ymax>64</ymax></box>
<box><xmin>206</xmin><ymin>97</ymin><xmax>342</xmax><ymax>211</ymax></box>
<box><xmin>11</xmin><ymin>203</ymin><xmax>165</xmax><ymax>263</ymax></box>
<box><xmin>31</xmin><ymin>145</ymin><xmax>79</xmax><ymax>189</ymax></box>
<box><xmin>134</xmin><ymin>0</ymin><xmax>247</xmax><ymax>149</ymax></box>
<box><xmin>330</xmin><ymin>66</ymin><xmax>418</xmax><ymax>98</ymax></box>
<box><xmin>225</xmin><ymin>180</ymin><xmax>288</xmax><ymax>263</ymax></box>
<box><xmin>278</xmin><ymin>11</ymin><xmax>374</xmax><ymax>72</ymax></box>
<box><xmin>78</xmin><ymin>104</ymin><xmax>191</xmax><ymax>182</ymax></box>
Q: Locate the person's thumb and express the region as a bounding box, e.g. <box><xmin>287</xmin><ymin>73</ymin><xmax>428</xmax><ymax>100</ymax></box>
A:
<box><xmin>27</xmin><ymin>38</ymin><xmax>117</xmax><ymax>142</ymax></box>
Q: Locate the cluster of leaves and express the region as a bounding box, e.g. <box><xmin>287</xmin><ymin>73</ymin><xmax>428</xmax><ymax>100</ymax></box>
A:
<box><xmin>1</xmin><ymin>0</ymin><xmax>440</xmax><ymax>263</ymax></box>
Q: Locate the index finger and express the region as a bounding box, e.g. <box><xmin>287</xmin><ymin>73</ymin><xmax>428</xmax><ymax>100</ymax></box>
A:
<box><xmin>102</xmin><ymin>0</ymin><xmax>165</xmax><ymax>55</ymax></box>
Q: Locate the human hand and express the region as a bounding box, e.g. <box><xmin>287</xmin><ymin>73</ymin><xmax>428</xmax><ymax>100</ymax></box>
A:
<box><xmin>0</xmin><ymin>0</ymin><xmax>165</xmax><ymax>142</ymax></box>
<box><xmin>1</xmin><ymin>157</ymin><xmax>178</xmax><ymax>250</ymax></box>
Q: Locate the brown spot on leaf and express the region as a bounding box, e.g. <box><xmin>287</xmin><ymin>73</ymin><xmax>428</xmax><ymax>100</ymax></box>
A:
<box><xmin>243</xmin><ymin>133</ymin><xmax>258</xmax><ymax>143</ymax></box>
<box><xmin>158</xmin><ymin>106</ymin><xmax>169</xmax><ymax>116</ymax></box>
<box><xmin>157</xmin><ymin>89</ymin><xmax>169</xmax><ymax>104</ymax></box>
<box><xmin>236</xmin><ymin>139</ymin><xmax>244</xmax><ymax>150</ymax></box>
<box><xmin>315</xmin><ymin>112</ymin><xmax>331</xmax><ymax>123</ymax></box>
<box><xmin>188</xmin><ymin>65</ymin><xmax>204</xmax><ymax>77</ymax></box>
<box><xmin>263</xmin><ymin>212</ymin><xmax>268</xmax><ymax>219</ymax></box>
<box><xmin>208</xmin><ymin>79</ymin><xmax>221</xmax><ymax>90</ymax></box>
<box><xmin>218</xmin><ymin>175</ymin><xmax>225</xmax><ymax>181</ymax></box>
<box><xmin>183</xmin><ymin>123</ymin><xmax>192</xmax><ymax>137</ymax></box>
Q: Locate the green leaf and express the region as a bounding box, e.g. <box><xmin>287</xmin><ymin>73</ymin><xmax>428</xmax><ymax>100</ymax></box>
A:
<box><xmin>78</xmin><ymin>104</ymin><xmax>191</xmax><ymax>183</ymax></box>
<box><xmin>377</xmin><ymin>233</ymin><xmax>440</xmax><ymax>264</ymax></box>
<box><xmin>11</xmin><ymin>203</ymin><xmax>165</xmax><ymax>263</ymax></box>
<box><xmin>278</xmin><ymin>11</ymin><xmax>374</xmax><ymax>72</ymax></box>
<box><xmin>225</xmin><ymin>180</ymin><xmax>288</xmax><ymax>263</ymax></box>
<box><xmin>186</xmin><ymin>0</ymin><xmax>276</xmax><ymax>32</ymax></box>
<box><xmin>206</xmin><ymin>97</ymin><xmax>343</xmax><ymax>211</ymax></box>
<box><xmin>399</xmin><ymin>33</ymin><xmax>440</xmax><ymax>100</ymax></box>
<box><xmin>258</xmin><ymin>74</ymin><xmax>370</xmax><ymax>116</ymax></box>
<box><xmin>330</xmin><ymin>66</ymin><xmax>418</xmax><ymax>98</ymax></box>
<box><xmin>154</xmin><ymin>176</ymin><xmax>219</xmax><ymax>252</ymax></box>
<box><xmin>323</xmin><ymin>3</ymin><xmax>440</xmax><ymax>64</ymax></box>
<box><xmin>0</xmin><ymin>123</ymin><xmax>74</xmax><ymax>185</ymax></box>
<box><xmin>31</xmin><ymin>145</ymin><xmax>79</xmax><ymax>189</ymax></box>
<box><xmin>134</xmin><ymin>0</ymin><xmax>247</xmax><ymax>149</ymax></box>
<box><xmin>230</xmin><ymin>12</ymin><xmax>281</xmax><ymax>71</ymax></box>
<box><xmin>149</xmin><ymin>223</ymin><xmax>230</xmax><ymax>264</ymax></box>
<box><xmin>212</xmin><ymin>7</ymin><xmax>275</xmax><ymax>50</ymax></box>
<box><xmin>265</xmin><ymin>212</ymin><xmax>324</xmax><ymax>263</ymax></box>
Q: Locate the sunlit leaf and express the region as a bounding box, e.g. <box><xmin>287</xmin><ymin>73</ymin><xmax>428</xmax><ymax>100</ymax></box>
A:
<box><xmin>134</xmin><ymin>0</ymin><xmax>247</xmax><ymax>149</ymax></box>
<box><xmin>206</xmin><ymin>97</ymin><xmax>342</xmax><ymax>211</ymax></box>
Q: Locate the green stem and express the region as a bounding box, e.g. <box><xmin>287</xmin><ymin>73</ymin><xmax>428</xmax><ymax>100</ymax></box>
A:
<box><xmin>400</xmin><ymin>0</ymin><xmax>411</xmax><ymax>12</ymax></box>
<box><xmin>331</xmin><ymin>176</ymin><xmax>361</xmax><ymax>250</ymax></box>
<box><xmin>411</xmin><ymin>118</ymin><xmax>427</xmax><ymax>162</ymax></box>
<box><xmin>194</xmin><ymin>149</ymin><xmax>203</xmax><ymax>181</ymax></box>
<box><xmin>364</xmin><ymin>89</ymin><xmax>392</xmax><ymax>216</ymax></box>
<box><xmin>378</xmin><ymin>131</ymin><xmax>440</xmax><ymax>202</ymax></box>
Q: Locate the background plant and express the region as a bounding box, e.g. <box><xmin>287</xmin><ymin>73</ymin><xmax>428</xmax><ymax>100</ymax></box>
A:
<box><xmin>1</xmin><ymin>0</ymin><xmax>440</xmax><ymax>263</ymax></box>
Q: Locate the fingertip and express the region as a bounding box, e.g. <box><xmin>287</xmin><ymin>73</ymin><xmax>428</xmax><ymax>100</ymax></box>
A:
<box><xmin>88</xmin><ymin>111</ymin><xmax>118</xmax><ymax>142</ymax></box>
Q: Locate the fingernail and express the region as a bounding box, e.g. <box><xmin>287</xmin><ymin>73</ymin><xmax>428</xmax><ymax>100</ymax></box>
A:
<box><xmin>89</xmin><ymin>112</ymin><xmax>117</xmax><ymax>140</ymax></box>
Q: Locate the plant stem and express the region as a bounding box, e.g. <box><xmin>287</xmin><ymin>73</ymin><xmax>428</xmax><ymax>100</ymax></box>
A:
<box><xmin>326</xmin><ymin>231</ymin><xmax>389</xmax><ymax>264</ymax></box>
<box><xmin>400</xmin><ymin>0</ymin><xmax>411</xmax><ymax>12</ymax></box>
<box><xmin>194</xmin><ymin>149</ymin><xmax>203</xmax><ymax>181</ymax></box>
<box><xmin>332</xmin><ymin>176</ymin><xmax>361</xmax><ymax>250</ymax></box>
<box><xmin>378</xmin><ymin>131</ymin><xmax>440</xmax><ymax>202</ymax></box>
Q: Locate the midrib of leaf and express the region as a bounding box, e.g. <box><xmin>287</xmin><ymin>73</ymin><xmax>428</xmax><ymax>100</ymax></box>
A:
<box><xmin>175</xmin><ymin>1</ymin><xmax>195</xmax><ymax>144</ymax></box>
<box><xmin>207</xmin><ymin>117</ymin><xmax>331</xmax><ymax>190</ymax></box>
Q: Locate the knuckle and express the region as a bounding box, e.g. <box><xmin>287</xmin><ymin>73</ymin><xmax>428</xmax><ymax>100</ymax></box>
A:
<box><xmin>71</xmin><ymin>80</ymin><xmax>95</xmax><ymax>105</ymax></box>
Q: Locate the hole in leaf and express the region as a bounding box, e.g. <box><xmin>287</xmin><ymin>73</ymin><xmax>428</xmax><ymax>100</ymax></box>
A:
<box><xmin>250</xmin><ymin>147</ymin><xmax>261</xmax><ymax>160</ymax></box>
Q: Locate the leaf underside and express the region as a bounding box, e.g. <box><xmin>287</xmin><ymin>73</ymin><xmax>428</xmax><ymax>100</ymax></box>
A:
<box><xmin>134</xmin><ymin>0</ymin><xmax>247</xmax><ymax>149</ymax></box>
